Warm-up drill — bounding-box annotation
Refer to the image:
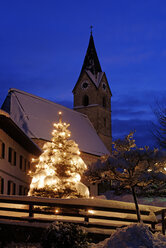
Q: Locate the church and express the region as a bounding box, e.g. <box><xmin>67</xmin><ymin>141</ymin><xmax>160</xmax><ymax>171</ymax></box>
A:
<box><xmin>0</xmin><ymin>32</ymin><xmax>112</xmax><ymax>195</ymax></box>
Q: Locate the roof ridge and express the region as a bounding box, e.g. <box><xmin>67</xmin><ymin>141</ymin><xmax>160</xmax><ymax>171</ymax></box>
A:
<box><xmin>9</xmin><ymin>88</ymin><xmax>88</xmax><ymax>118</ymax></box>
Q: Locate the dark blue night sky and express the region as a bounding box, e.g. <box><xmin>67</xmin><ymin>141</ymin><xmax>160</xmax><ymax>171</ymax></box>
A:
<box><xmin>1</xmin><ymin>0</ymin><xmax>166</xmax><ymax>148</ymax></box>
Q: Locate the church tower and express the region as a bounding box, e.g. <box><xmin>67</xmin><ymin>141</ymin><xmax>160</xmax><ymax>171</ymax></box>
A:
<box><xmin>73</xmin><ymin>32</ymin><xmax>112</xmax><ymax>152</ymax></box>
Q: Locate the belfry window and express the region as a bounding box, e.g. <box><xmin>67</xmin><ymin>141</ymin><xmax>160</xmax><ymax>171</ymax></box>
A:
<box><xmin>103</xmin><ymin>97</ymin><xmax>106</xmax><ymax>108</ymax></box>
<box><xmin>83</xmin><ymin>95</ymin><xmax>89</xmax><ymax>106</ymax></box>
<box><xmin>104</xmin><ymin>118</ymin><xmax>106</xmax><ymax>128</ymax></box>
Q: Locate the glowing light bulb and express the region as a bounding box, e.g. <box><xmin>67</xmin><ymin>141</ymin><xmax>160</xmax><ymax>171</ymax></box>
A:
<box><xmin>88</xmin><ymin>210</ymin><xmax>95</xmax><ymax>214</ymax></box>
<box><xmin>40</xmin><ymin>157</ymin><xmax>44</xmax><ymax>162</ymax></box>
<box><xmin>51</xmin><ymin>158</ymin><xmax>55</xmax><ymax>162</ymax></box>
<box><xmin>59</xmin><ymin>111</ymin><xmax>62</xmax><ymax>115</ymax></box>
<box><xmin>31</xmin><ymin>158</ymin><xmax>35</xmax><ymax>162</ymax></box>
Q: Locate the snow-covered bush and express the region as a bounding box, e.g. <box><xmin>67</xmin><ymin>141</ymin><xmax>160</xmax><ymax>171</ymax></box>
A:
<box><xmin>42</xmin><ymin>221</ymin><xmax>90</xmax><ymax>248</ymax></box>
<box><xmin>91</xmin><ymin>224</ymin><xmax>166</xmax><ymax>248</ymax></box>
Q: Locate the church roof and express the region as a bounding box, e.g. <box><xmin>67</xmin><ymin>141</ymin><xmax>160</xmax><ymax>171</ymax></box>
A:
<box><xmin>1</xmin><ymin>89</ymin><xmax>110</xmax><ymax>157</ymax></box>
<box><xmin>80</xmin><ymin>33</ymin><xmax>102</xmax><ymax>75</ymax></box>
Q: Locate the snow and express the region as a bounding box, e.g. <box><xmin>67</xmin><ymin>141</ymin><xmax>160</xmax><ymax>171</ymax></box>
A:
<box><xmin>90</xmin><ymin>224</ymin><xmax>166</xmax><ymax>248</ymax></box>
<box><xmin>104</xmin><ymin>191</ymin><xmax>166</xmax><ymax>208</ymax></box>
<box><xmin>5</xmin><ymin>224</ymin><xmax>166</xmax><ymax>247</ymax></box>
<box><xmin>2</xmin><ymin>88</ymin><xmax>109</xmax><ymax>156</ymax></box>
<box><xmin>85</xmin><ymin>70</ymin><xmax>104</xmax><ymax>88</ymax></box>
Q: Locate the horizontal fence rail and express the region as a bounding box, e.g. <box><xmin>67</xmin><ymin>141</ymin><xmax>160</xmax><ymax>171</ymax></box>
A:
<box><xmin>0</xmin><ymin>195</ymin><xmax>164</xmax><ymax>235</ymax></box>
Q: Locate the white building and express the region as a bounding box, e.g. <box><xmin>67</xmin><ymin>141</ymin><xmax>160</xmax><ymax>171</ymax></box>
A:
<box><xmin>0</xmin><ymin>109</ymin><xmax>41</xmax><ymax>195</ymax></box>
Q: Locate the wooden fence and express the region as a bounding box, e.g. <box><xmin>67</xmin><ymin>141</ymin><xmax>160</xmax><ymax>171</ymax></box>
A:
<box><xmin>0</xmin><ymin>195</ymin><xmax>164</xmax><ymax>235</ymax></box>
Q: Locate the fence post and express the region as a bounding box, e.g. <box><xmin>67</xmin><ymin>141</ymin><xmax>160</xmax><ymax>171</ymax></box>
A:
<box><xmin>162</xmin><ymin>209</ymin><xmax>165</xmax><ymax>235</ymax></box>
<box><xmin>29</xmin><ymin>204</ymin><xmax>34</xmax><ymax>218</ymax></box>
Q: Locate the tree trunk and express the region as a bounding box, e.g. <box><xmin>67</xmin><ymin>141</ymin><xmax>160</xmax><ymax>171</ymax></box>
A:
<box><xmin>131</xmin><ymin>186</ymin><xmax>141</xmax><ymax>223</ymax></box>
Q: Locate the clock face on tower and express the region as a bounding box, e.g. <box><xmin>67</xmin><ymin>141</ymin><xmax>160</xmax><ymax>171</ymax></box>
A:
<box><xmin>81</xmin><ymin>81</ymin><xmax>89</xmax><ymax>89</ymax></box>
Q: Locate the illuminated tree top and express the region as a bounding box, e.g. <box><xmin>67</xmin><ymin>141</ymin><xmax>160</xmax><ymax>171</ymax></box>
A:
<box><xmin>29</xmin><ymin>112</ymin><xmax>89</xmax><ymax>198</ymax></box>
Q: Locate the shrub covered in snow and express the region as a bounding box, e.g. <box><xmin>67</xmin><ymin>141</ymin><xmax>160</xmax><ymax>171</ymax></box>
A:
<box><xmin>91</xmin><ymin>224</ymin><xmax>166</xmax><ymax>248</ymax></box>
<box><xmin>42</xmin><ymin>221</ymin><xmax>90</xmax><ymax>248</ymax></box>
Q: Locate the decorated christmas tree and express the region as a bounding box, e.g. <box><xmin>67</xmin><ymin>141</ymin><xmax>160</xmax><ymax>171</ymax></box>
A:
<box><xmin>28</xmin><ymin>112</ymin><xmax>89</xmax><ymax>198</ymax></box>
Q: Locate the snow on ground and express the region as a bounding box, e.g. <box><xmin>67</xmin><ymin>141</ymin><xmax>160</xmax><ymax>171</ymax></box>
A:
<box><xmin>104</xmin><ymin>191</ymin><xmax>166</xmax><ymax>207</ymax></box>
<box><xmin>90</xmin><ymin>224</ymin><xmax>166</xmax><ymax>248</ymax></box>
<box><xmin>6</xmin><ymin>225</ymin><xmax>166</xmax><ymax>248</ymax></box>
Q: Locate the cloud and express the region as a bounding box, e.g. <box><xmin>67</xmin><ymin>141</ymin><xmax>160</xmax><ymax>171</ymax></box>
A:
<box><xmin>112</xmin><ymin>94</ymin><xmax>154</xmax><ymax>121</ymax></box>
<box><xmin>111</xmin><ymin>90</ymin><xmax>166</xmax><ymax>122</ymax></box>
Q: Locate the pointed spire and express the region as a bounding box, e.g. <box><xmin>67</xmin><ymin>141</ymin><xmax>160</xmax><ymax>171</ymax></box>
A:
<box><xmin>80</xmin><ymin>31</ymin><xmax>102</xmax><ymax>76</ymax></box>
<box><xmin>90</xmin><ymin>25</ymin><xmax>93</xmax><ymax>35</ymax></box>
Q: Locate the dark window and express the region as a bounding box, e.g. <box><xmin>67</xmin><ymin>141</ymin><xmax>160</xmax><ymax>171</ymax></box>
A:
<box><xmin>104</xmin><ymin>118</ymin><xmax>106</xmax><ymax>128</ymax></box>
<box><xmin>0</xmin><ymin>141</ymin><xmax>5</xmax><ymax>159</ymax></box>
<box><xmin>102</xmin><ymin>83</ymin><xmax>106</xmax><ymax>90</ymax></box>
<box><xmin>102</xmin><ymin>97</ymin><xmax>106</xmax><ymax>108</ymax></box>
<box><xmin>8</xmin><ymin>181</ymin><xmax>16</xmax><ymax>195</ymax></box>
<box><xmin>0</xmin><ymin>177</ymin><xmax>4</xmax><ymax>194</ymax></box>
<box><xmin>2</xmin><ymin>143</ymin><xmax>5</xmax><ymax>159</ymax></box>
<box><xmin>14</xmin><ymin>151</ymin><xmax>17</xmax><ymax>166</ymax></box>
<box><xmin>19</xmin><ymin>185</ymin><xmax>24</xmax><ymax>195</ymax></box>
<box><xmin>24</xmin><ymin>159</ymin><xmax>27</xmax><ymax>172</ymax></box>
<box><xmin>8</xmin><ymin>147</ymin><xmax>16</xmax><ymax>165</ymax></box>
<box><xmin>83</xmin><ymin>95</ymin><xmax>89</xmax><ymax>106</ymax></box>
<box><xmin>8</xmin><ymin>147</ymin><xmax>12</xmax><ymax>163</ymax></box>
<box><xmin>7</xmin><ymin>181</ymin><xmax>10</xmax><ymax>195</ymax></box>
<box><xmin>13</xmin><ymin>183</ymin><xmax>16</xmax><ymax>195</ymax></box>
<box><xmin>20</xmin><ymin>155</ymin><xmax>23</xmax><ymax>170</ymax></box>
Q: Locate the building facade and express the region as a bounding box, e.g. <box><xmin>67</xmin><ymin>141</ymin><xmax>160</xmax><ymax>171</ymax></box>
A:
<box><xmin>0</xmin><ymin>110</ymin><xmax>41</xmax><ymax>195</ymax></box>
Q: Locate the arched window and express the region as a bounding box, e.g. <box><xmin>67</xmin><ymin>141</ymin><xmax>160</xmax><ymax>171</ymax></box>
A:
<box><xmin>83</xmin><ymin>95</ymin><xmax>89</xmax><ymax>106</ymax></box>
<box><xmin>102</xmin><ymin>97</ymin><xmax>106</xmax><ymax>108</ymax></box>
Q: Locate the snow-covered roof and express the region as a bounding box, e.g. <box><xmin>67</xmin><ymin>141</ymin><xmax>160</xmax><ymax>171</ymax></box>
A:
<box><xmin>0</xmin><ymin>109</ymin><xmax>41</xmax><ymax>156</ymax></box>
<box><xmin>1</xmin><ymin>88</ymin><xmax>110</xmax><ymax>156</ymax></box>
<box><xmin>85</xmin><ymin>70</ymin><xmax>104</xmax><ymax>88</ymax></box>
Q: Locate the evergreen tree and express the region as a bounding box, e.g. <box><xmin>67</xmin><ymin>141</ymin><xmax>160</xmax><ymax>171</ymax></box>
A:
<box><xmin>28</xmin><ymin>112</ymin><xmax>89</xmax><ymax>198</ymax></box>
